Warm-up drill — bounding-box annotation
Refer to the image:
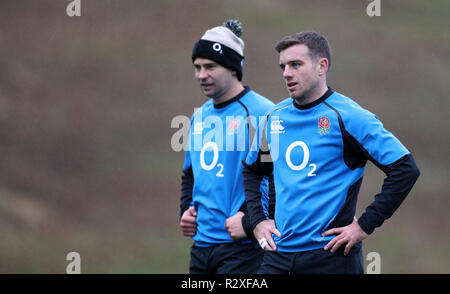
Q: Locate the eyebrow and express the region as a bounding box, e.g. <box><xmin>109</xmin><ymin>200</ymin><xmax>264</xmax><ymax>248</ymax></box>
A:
<box><xmin>280</xmin><ymin>59</ymin><xmax>304</xmax><ymax>66</ymax></box>
<box><xmin>193</xmin><ymin>61</ymin><xmax>218</xmax><ymax>67</ymax></box>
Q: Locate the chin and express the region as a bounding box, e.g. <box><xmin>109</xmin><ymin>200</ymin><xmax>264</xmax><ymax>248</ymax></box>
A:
<box><xmin>203</xmin><ymin>90</ymin><xmax>215</xmax><ymax>98</ymax></box>
<box><xmin>290</xmin><ymin>92</ymin><xmax>304</xmax><ymax>100</ymax></box>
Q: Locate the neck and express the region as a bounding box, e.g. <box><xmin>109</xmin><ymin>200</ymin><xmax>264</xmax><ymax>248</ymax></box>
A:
<box><xmin>295</xmin><ymin>81</ymin><xmax>328</xmax><ymax>106</ymax></box>
<box><xmin>212</xmin><ymin>82</ymin><xmax>244</xmax><ymax>105</ymax></box>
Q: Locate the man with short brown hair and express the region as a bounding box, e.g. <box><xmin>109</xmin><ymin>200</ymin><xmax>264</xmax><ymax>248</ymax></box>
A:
<box><xmin>243</xmin><ymin>31</ymin><xmax>420</xmax><ymax>274</ymax></box>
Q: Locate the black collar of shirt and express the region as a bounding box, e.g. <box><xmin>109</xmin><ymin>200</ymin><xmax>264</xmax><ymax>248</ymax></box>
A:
<box><xmin>213</xmin><ymin>86</ymin><xmax>250</xmax><ymax>109</ymax></box>
<box><xmin>292</xmin><ymin>87</ymin><xmax>334</xmax><ymax>110</ymax></box>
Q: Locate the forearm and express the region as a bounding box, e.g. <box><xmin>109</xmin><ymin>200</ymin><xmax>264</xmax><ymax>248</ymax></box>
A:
<box><xmin>242</xmin><ymin>158</ymin><xmax>273</xmax><ymax>230</ymax></box>
<box><xmin>180</xmin><ymin>166</ymin><xmax>194</xmax><ymax>218</ymax></box>
<box><xmin>241</xmin><ymin>214</ymin><xmax>255</xmax><ymax>241</ymax></box>
<box><xmin>268</xmin><ymin>175</ymin><xmax>276</xmax><ymax>219</ymax></box>
<box><xmin>237</xmin><ymin>199</ymin><xmax>256</xmax><ymax>240</ymax></box>
<box><xmin>358</xmin><ymin>153</ymin><xmax>420</xmax><ymax>235</ymax></box>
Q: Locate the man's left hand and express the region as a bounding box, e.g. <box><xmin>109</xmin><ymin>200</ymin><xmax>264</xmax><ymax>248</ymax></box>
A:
<box><xmin>322</xmin><ymin>218</ymin><xmax>368</xmax><ymax>255</ymax></box>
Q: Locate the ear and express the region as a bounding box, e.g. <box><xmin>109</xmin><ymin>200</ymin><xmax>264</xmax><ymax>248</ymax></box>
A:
<box><xmin>229</xmin><ymin>69</ymin><xmax>240</xmax><ymax>81</ymax></box>
<box><xmin>317</xmin><ymin>58</ymin><xmax>329</xmax><ymax>76</ymax></box>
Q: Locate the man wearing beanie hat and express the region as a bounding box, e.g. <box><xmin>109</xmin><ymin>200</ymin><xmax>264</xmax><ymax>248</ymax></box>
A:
<box><xmin>191</xmin><ymin>19</ymin><xmax>245</xmax><ymax>82</ymax></box>
<box><xmin>179</xmin><ymin>20</ymin><xmax>275</xmax><ymax>274</ymax></box>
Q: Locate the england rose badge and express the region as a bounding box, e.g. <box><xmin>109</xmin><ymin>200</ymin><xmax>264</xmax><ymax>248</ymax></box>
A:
<box><xmin>318</xmin><ymin>116</ymin><xmax>330</xmax><ymax>135</ymax></box>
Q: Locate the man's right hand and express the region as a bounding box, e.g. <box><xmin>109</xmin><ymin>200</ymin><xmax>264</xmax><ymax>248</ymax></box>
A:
<box><xmin>180</xmin><ymin>206</ymin><xmax>197</xmax><ymax>237</ymax></box>
<box><xmin>253</xmin><ymin>219</ymin><xmax>281</xmax><ymax>251</ymax></box>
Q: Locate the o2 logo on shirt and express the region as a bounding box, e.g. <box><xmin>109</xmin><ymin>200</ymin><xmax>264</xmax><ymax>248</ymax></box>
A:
<box><xmin>285</xmin><ymin>141</ymin><xmax>317</xmax><ymax>176</ymax></box>
<box><xmin>200</xmin><ymin>142</ymin><xmax>224</xmax><ymax>177</ymax></box>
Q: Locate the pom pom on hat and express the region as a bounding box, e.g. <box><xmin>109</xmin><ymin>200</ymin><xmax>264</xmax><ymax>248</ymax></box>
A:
<box><xmin>223</xmin><ymin>19</ymin><xmax>243</xmax><ymax>37</ymax></box>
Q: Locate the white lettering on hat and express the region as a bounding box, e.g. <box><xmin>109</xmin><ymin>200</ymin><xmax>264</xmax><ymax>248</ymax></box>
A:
<box><xmin>212</xmin><ymin>43</ymin><xmax>223</xmax><ymax>54</ymax></box>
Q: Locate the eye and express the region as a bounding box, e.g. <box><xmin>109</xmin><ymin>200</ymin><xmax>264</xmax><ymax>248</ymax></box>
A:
<box><xmin>279</xmin><ymin>64</ymin><xmax>285</xmax><ymax>71</ymax></box>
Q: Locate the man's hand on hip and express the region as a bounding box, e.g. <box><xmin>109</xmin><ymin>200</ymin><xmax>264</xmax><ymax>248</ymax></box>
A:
<box><xmin>322</xmin><ymin>217</ymin><xmax>368</xmax><ymax>255</ymax></box>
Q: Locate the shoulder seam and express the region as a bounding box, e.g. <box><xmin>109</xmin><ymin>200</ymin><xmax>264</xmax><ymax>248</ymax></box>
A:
<box><xmin>237</xmin><ymin>100</ymin><xmax>256</xmax><ymax>151</ymax></box>
<box><xmin>324</xmin><ymin>101</ymin><xmax>387</xmax><ymax>171</ymax></box>
<box><xmin>267</xmin><ymin>102</ymin><xmax>291</xmax><ymax>118</ymax></box>
<box><xmin>237</xmin><ymin>100</ymin><xmax>250</xmax><ymax>117</ymax></box>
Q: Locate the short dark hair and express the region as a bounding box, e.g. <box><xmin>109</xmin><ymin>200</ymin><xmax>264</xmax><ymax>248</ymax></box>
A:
<box><xmin>275</xmin><ymin>31</ymin><xmax>331</xmax><ymax>71</ymax></box>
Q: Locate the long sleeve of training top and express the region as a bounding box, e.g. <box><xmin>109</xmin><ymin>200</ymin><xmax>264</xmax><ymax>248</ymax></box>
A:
<box><xmin>180</xmin><ymin>166</ymin><xmax>194</xmax><ymax>218</ymax></box>
<box><xmin>242</xmin><ymin>127</ymin><xmax>274</xmax><ymax>230</ymax></box>
<box><xmin>357</xmin><ymin>153</ymin><xmax>420</xmax><ymax>234</ymax></box>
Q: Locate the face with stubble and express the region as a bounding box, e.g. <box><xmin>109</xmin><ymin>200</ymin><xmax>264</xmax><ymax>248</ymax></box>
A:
<box><xmin>193</xmin><ymin>57</ymin><xmax>234</xmax><ymax>101</ymax></box>
<box><xmin>279</xmin><ymin>44</ymin><xmax>327</xmax><ymax>104</ymax></box>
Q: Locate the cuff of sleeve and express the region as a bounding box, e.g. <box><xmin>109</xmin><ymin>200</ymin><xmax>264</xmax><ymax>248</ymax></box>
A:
<box><xmin>358</xmin><ymin>216</ymin><xmax>374</xmax><ymax>235</ymax></box>
<box><xmin>241</xmin><ymin>214</ymin><xmax>255</xmax><ymax>241</ymax></box>
<box><xmin>250</xmin><ymin>214</ymin><xmax>267</xmax><ymax>231</ymax></box>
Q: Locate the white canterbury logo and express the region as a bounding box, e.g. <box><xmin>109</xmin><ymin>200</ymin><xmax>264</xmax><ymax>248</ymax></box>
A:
<box><xmin>270</xmin><ymin>120</ymin><xmax>285</xmax><ymax>134</ymax></box>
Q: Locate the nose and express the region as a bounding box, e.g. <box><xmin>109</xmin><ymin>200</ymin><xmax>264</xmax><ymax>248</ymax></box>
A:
<box><xmin>282</xmin><ymin>66</ymin><xmax>292</xmax><ymax>80</ymax></box>
<box><xmin>197</xmin><ymin>67</ymin><xmax>209</xmax><ymax>80</ymax></box>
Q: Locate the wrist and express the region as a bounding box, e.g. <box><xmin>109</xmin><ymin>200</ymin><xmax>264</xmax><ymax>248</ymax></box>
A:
<box><xmin>251</xmin><ymin>216</ymin><xmax>267</xmax><ymax>231</ymax></box>
<box><xmin>357</xmin><ymin>216</ymin><xmax>373</xmax><ymax>235</ymax></box>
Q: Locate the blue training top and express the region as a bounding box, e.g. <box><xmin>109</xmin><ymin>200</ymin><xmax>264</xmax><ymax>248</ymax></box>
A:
<box><xmin>244</xmin><ymin>88</ymin><xmax>413</xmax><ymax>252</ymax></box>
<box><xmin>182</xmin><ymin>87</ymin><xmax>274</xmax><ymax>246</ymax></box>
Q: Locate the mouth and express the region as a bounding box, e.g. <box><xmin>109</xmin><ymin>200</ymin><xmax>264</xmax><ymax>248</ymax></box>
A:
<box><xmin>200</xmin><ymin>83</ymin><xmax>214</xmax><ymax>90</ymax></box>
<box><xmin>286</xmin><ymin>81</ymin><xmax>298</xmax><ymax>91</ymax></box>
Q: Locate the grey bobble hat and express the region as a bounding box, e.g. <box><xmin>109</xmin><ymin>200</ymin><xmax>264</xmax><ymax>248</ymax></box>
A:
<box><xmin>192</xmin><ymin>19</ymin><xmax>245</xmax><ymax>81</ymax></box>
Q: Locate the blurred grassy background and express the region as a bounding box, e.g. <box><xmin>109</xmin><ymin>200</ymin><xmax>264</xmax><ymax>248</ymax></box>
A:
<box><xmin>0</xmin><ymin>0</ymin><xmax>448</xmax><ymax>273</ymax></box>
